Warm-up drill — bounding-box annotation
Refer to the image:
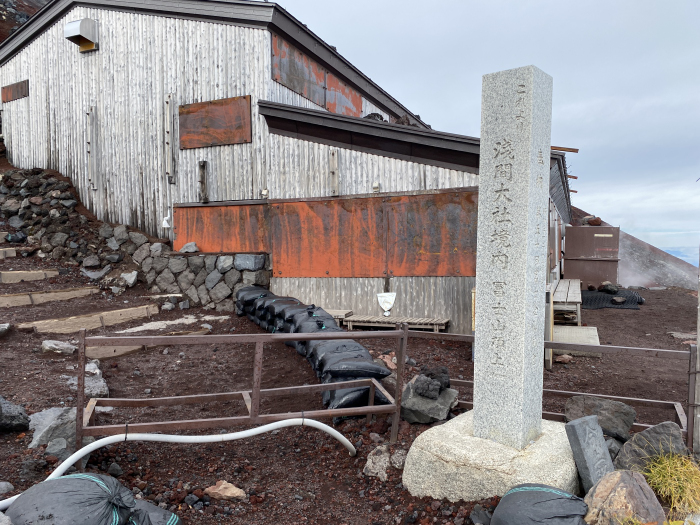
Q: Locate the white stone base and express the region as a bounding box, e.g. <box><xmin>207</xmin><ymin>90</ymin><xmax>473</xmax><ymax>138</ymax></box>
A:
<box><xmin>402</xmin><ymin>411</ymin><xmax>579</xmax><ymax>502</ymax></box>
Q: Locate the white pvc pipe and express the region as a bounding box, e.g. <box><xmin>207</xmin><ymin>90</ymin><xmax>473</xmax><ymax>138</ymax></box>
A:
<box><xmin>0</xmin><ymin>418</ymin><xmax>355</xmax><ymax>511</ymax></box>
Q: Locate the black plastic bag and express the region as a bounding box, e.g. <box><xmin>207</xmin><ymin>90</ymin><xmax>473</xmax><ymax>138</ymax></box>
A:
<box><xmin>288</xmin><ymin>318</ymin><xmax>342</xmax><ymax>353</ymax></box>
<box><xmin>7</xmin><ymin>473</ymin><xmax>136</xmax><ymax>525</ymax></box>
<box><xmin>236</xmin><ymin>286</ymin><xmax>270</xmax><ymax>306</ymax></box>
<box><xmin>282</xmin><ymin>304</ymin><xmax>316</xmax><ymax>322</ymax></box>
<box><xmin>6</xmin><ymin>231</ymin><xmax>27</xmax><ymax>243</ymax></box>
<box><xmin>235</xmin><ymin>300</ymin><xmax>244</xmax><ymax>316</ymax></box>
<box><xmin>291</xmin><ymin>307</ymin><xmax>336</xmax><ymax>331</ymax></box>
<box><xmin>131</xmin><ymin>500</ymin><xmax>181</xmax><ymax>525</ymax></box>
<box><xmin>267</xmin><ymin>299</ymin><xmax>303</xmax><ymax>318</ymax></box>
<box><xmin>322</xmin><ymin>356</ymin><xmax>392</xmax><ymax>380</ymax></box>
<box><xmin>306</xmin><ymin>339</ymin><xmax>365</xmax><ymax>370</ymax></box>
<box><xmin>322</xmin><ymin>376</ymin><xmax>391</xmax><ymax>409</ymax></box>
<box><xmin>491</xmin><ymin>484</ymin><xmax>587</xmax><ymax>525</ymax></box>
<box><xmin>256</xmin><ymin>296</ymin><xmax>296</xmax><ymax>317</ymax></box>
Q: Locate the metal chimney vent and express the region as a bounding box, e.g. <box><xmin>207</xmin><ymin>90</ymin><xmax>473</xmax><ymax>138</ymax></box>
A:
<box><xmin>64</xmin><ymin>19</ymin><xmax>98</xmax><ymax>53</ymax></box>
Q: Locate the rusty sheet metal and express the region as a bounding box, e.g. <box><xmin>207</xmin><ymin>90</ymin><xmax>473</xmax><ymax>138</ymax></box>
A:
<box><xmin>173</xmin><ymin>203</ymin><xmax>269</xmax><ymax>253</ymax></box>
<box><xmin>386</xmin><ymin>191</ymin><xmax>477</xmax><ymax>277</ymax></box>
<box><xmin>271</xmin><ymin>198</ymin><xmax>386</xmax><ymax>278</ymax></box>
<box><xmin>271</xmin><ymin>34</ymin><xmax>326</xmax><ymax>108</ymax></box>
<box><xmin>326</xmin><ymin>73</ymin><xmax>362</xmax><ymax>117</ymax></box>
<box><xmin>1</xmin><ymin>79</ymin><xmax>28</xmax><ymax>103</ymax></box>
<box><xmin>179</xmin><ymin>96</ymin><xmax>252</xmax><ymax>150</ymax></box>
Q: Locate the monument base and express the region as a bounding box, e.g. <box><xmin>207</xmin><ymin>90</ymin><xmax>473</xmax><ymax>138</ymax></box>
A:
<box><xmin>402</xmin><ymin>411</ymin><xmax>579</xmax><ymax>502</ymax></box>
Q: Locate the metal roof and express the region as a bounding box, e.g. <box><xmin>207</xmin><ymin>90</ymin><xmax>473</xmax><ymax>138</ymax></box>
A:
<box><xmin>0</xmin><ymin>0</ymin><xmax>428</xmax><ymax>128</ymax></box>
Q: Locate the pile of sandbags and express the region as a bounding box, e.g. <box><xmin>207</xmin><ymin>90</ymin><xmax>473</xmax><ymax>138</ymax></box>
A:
<box><xmin>236</xmin><ymin>286</ymin><xmax>391</xmax><ymax>410</ymax></box>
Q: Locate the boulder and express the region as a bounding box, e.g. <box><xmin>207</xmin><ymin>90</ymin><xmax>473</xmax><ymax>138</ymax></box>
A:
<box><xmin>606</xmin><ymin>438</ymin><xmax>622</xmax><ymax>461</ymax></box>
<box><xmin>193</xmin><ymin>268</ymin><xmax>207</xmax><ymax>288</ymax></box>
<box><xmin>224</xmin><ymin>269</ymin><xmax>242</xmax><ymax>288</ymax></box>
<box><xmin>614</xmin><ymin>421</ymin><xmax>688</xmax><ymax>471</ymax></box>
<box><xmin>141</xmin><ymin>257</ymin><xmax>153</xmax><ymax>273</ymax></box>
<box><xmin>150</xmin><ymin>242</ymin><xmax>167</xmax><ymax>257</ymax></box>
<box><xmin>564</xmin><ymin>415</ymin><xmax>614</xmax><ymax>494</ymax></box>
<box><xmin>132</xmin><ymin>243</ymin><xmax>151</xmax><ymax>264</ymax></box>
<box><xmin>121</xmin><ymin>271</ymin><xmax>138</xmax><ymax>288</ymax></box>
<box><xmin>209</xmin><ymin>281</ymin><xmax>232</xmax><ymax>303</ymax></box>
<box><xmin>66</xmin><ymin>374</ymin><xmax>109</xmax><ymax>398</ymax></box>
<box><xmin>106</xmin><ymin>237</ymin><xmax>121</xmax><ymax>250</ymax></box>
<box><xmin>0</xmin><ymin>481</ymin><xmax>14</xmax><ymax>496</ymax></box>
<box><xmin>41</xmin><ymin>340</ymin><xmax>77</xmax><ymax>354</ymax></box>
<box><xmin>564</xmin><ymin>396</ymin><xmax>636</xmax><ymax>442</ymax></box>
<box><xmin>188</xmin><ymin>256</ymin><xmax>205</xmax><ymax>273</ymax></box>
<box><xmin>82</xmin><ymin>254</ymin><xmax>100</xmax><ymax>268</ymax></box>
<box><xmin>152</xmin><ymin>256</ymin><xmax>169</xmax><ymax>273</ymax></box>
<box><xmin>81</xmin><ymin>265</ymin><xmax>112</xmax><ymax>280</ymax></box>
<box><xmin>413</xmin><ymin>375</ymin><xmax>441</xmax><ymax>400</ymax></box>
<box><xmin>216</xmin><ymin>255</ymin><xmax>234</xmax><ymax>273</ymax></box>
<box><xmin>205</xmin><ymin>270</ymin><xmax>223</xmax><ymax>290</ymax></box>
<box><xmin>113</xmin><ymin>225</ymin><xmax>129</xmax><ymax>244</ymax></box>
<box><xmin>49</xmin><ymin>232</ymin><xmax>69</xmax><ymax>248</ymax></box>
<box><xmin>401</xmin><ymin>378</ymin><xmax>458</xmax><ymax>424</ymax></box>
<box><xmin>185</xmin><ymin>285</ymin><xmax>200</xmax><ymax>305</ymax></box>
<box><xmin>177</xmin><ymin>268</ymin><xmax>196</xmax><ymax>291</ymax></box>
<box><xmin>0</xmin><ymin>512</ymin><xmax>11</xmax><ymax>525</ymax></box>
<box><xmin>204</xmin><ymin>480</ymin><xmax>246</xmax><ymax>501</ymax></box>
<box><xmin>0</xmin><ymin>396</ymin><xmax>30</xmax><ymax>432</ymax></box>
<box><xmin>168</xmin><ymin>257</ymin><xmax>188</xmax><ymax>274</ymax></box>
<box><xmin>204</xmin><ymin>255</ymin><xmax>218</xmax><ymax>273</ymax></box>
<box><xmin>234</xmin><ymin>253</ymin><xmax>265</xmax><ymax>271</ymax></box>
<box><xmin>155</xmin><ymin>269</ymin><xmax>176</xmax><ymax>291</ymax></box>
<box><xmin>584</xmin><ymin>470</ymin><xmax>665</xmax><ymax>525</ymax></box>
<box><xmin>242</xmin><ymin>270</ymin><xmax>270</xmax><ymax>287</ymax></box>
<box><xmin>197</xmin><ymin>284</ymin><xmax>211</xmax><ymax>306</ymax></box>
<box><xmin>179</xmin><ymin>242</ymin><xmax>199</xmax><ymax>253</ymax></box>
<box><xmin>128</xmin><ymin>231</ymin><xmax>148</xmax><ymax>247</ymax></box>
<box><xmin>105</xmin><ymin>253</ymin><xmax>123</xmax><ymax>264</ymax></box>
<box><xmin>98</xmin><ymin>223</ymin><xmax>113</xmax><ymax>238</ymax></box>
<box><xmin>364</xmin><ymin>444</ymin><xmax>391</xmax><ymax>482</ymax></box>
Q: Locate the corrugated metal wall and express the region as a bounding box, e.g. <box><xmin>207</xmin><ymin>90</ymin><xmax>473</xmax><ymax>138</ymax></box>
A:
<box><xmin>265</xmin><ymin>134</ymin><xmax>478</xmax><ymax>199</ymax></box>
<box><xmin>271</xmin><ymin>276</ymin><xmax>475</xmax><ymax>334</ymax></box>
<box><xmin>0</xmin><ymin>6</ymin><xmax>398</xmax><ymax>236</ymax></box>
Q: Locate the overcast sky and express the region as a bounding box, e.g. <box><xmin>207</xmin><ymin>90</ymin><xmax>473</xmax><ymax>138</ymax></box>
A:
<box><xmin>279</xmin><ymin>0</ymin><xmax>700</xmax><ymax>266</ymax></box>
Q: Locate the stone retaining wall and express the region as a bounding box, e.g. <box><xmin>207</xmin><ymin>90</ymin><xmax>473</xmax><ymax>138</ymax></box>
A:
<box><xmin>139</xmin><ymin>250</ymin><xmax>271</xmax><ymax>312</ymax></box>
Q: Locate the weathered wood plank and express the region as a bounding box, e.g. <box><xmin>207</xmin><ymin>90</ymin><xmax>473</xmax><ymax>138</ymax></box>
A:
<box><xmin>0</xmin><ymin>269</ymin><xmax>59</xmax><ymax>283</ymax></box>
<box><xmin>17</xmin><ymin>304</ymin><xmax>159</xmax><ymax>334</ymax></box>
<box><xmin>0</xmin><ymin>286</ymin><xmax>98</xmax><ymax>308</ymax></box>
<box><xmin>0</xmin><ymin>248</ymin><xmax>16</xmax><ymax>259</ymax></box>
<box><xmin>86</xmin><ymin>345</ymin><xmax>145</xmax><ymax>359</ymax></box>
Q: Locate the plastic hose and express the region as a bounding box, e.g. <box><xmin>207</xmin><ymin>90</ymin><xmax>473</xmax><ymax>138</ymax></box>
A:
<box><xmin>0</xmin><ymin>418</ymin><xmax>355</xmax><ymax>511</ymax></box>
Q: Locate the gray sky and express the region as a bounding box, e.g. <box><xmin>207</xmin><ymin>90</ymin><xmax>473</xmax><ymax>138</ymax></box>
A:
<box><xmin>279</xmin><ymin>0</ymin><xmax>700</xmax><ymax>266</ymax></box>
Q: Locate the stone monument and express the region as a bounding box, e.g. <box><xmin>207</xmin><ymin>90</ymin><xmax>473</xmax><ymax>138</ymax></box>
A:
<box><xmin>565</xmin><ymin>415</ymin><xmax>614</xmax><ymax>493</ymax></box>
<box><xmin>402</xmin><ymin>66</ymin><xmax>578</xmax><ymax>501</ymax></box>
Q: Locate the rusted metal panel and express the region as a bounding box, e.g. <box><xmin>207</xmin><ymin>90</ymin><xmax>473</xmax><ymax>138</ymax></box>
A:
<box><xmin>271</xmin><ymin>197</ymin><xmax>386</xmax><ymax>278</ymax></box>
<box><xmin>1</xmin><ymin>79</ymin><xmax>28</xmax><ymax>103</ymax></box>
<box><xmin>271</xmin><ymin>33</ymin><xmax>326</xmax><ymax>108</ymax></box>
<box><xmin>172</xmin><ymin>203</ymin><xmax>269</xmax><ymax>253</ymax></box>
<box><xmin>326</xmin><ymin>73</ymin><xmax>362</xmax><ymax>117</ymax></box>
<box><xmin>386</xmin><ymin>191</ymin><xmax>477</xmax><ymax>277</ymax></box>
<box><xmin>179</xmin><ymin>96</ymin><xmax>252</xmax><ymax>150</ymax></box>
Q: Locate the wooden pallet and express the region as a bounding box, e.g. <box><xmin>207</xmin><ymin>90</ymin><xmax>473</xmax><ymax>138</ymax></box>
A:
<box><xmin>345</xmin><ymin>315</ymin><xmax>449</xmax><ymax>332</ymax></box>
<box><xmin>552</xmin><ymin>279</ymin><xmax>582</xmax><ymax>326</ymax></box>
<box><xmin>325</xmin><ymin>309</ymin><xmax>353</xmax><ymax>323</ymax></box>
<box><xmin>552</xmin><ymin>326</ymin><xmax>602</xmax><ymax>358</ymax></box>
<box><xmin>0</xmin><ymin>286</ymin><xmax>99</xmax><ymax>308</ymax></box>
<box><xmin>0</xmin><ymin>269</ymin><xmax>59</xmax><ymax>283</ymax></box>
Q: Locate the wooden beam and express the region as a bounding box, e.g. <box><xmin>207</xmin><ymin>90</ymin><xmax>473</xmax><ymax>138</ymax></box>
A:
<box><xmin>551</xmin><ymin>146</ymin><xmax>579</xmax><ymax>153</ymax></box>
<box><xmin>0</xmin><ymin>287</ymin><xmax>98</xmax><ymax>308</ymax></box>
<box><xmin>569</xmin><ymin>189</ymin><xmax>578</xmax><ymax>193</ymax></box>
<box><xmin>0</xmin><ymin>269</ymin><xmax>59</xmax><ymax>283</ymax></box>
<box><xmin>566</xmin><ymin>175</ymin><xmax>578</xmax><ymax>179</ymax></box>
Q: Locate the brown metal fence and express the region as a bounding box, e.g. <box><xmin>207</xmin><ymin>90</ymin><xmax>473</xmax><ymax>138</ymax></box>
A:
<box><xmin>74</xmin><ymin>328</ymin><xmax>696</xmax><ymax>456</ymax></box>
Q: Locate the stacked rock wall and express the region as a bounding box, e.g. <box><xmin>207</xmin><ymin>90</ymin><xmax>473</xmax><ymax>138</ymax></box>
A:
<box><xmin>142</xmin><ymin>252</ymin><xmax>271</xmax><ymax>312</ymax></box>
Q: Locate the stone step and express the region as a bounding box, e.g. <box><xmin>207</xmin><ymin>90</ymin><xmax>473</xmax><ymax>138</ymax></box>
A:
<box><xmin>0</xmin><ymin>269</ymin><xmax>59</xmax><ymax>283</ymax></box>
<box><xmin>16</xmin><ymin>304</ymin><xmax>159</xmax><ymax>334</ymax></box>
<box><xmin>0</xmin><ymin>247</ymin><xmax>17</xmax><ymax>259</ymax></box>
<box><xmin>0</xmin><ymin>286</ymin><xmax>99</xmax><ymax>308</ymax></box>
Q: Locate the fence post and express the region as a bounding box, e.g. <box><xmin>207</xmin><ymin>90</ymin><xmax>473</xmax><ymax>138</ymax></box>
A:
<box><xmin>390</xmin><ymin>323</ymin><xmax>408</xmax><ymax>443</ymax></box>
<box><xmin>690</xmin><ymin>344</ymin><xmax>698</xmax><ymax>452</ymax></box>
<box><xmin>250</xmin><ymin>341</ymin><xmax>264</xmax><ymax>421</ymax></box>
<box><xmin>74</xmin><ymin>328</ymin><xmax>86</xmax><ymax>470</ymax></box>
<box><xmin>544</xmin><ymin>290</ymin><xmax>553</xmax><ymax>370</ymax></box>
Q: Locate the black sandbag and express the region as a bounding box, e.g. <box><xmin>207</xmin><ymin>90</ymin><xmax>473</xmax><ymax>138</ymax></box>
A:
<box><xmin>288</xmin><ymin>318</ymin><xmax>342</xmax><ymax>353</ymax></box>
<box><xmin>260</xmin><ymin>319</ymin><xmax>269</xmax><ymax>331</ymax></box>
<box><xmin>268</xmin><ymin>299</ymin><xmax>303</xmax><ymax>318</ymax></box>
<box><xmin>322</xmin><ymin>377</ymin><xmax>391</xmax><ymax>409</ymax></box>
<box><xmin>291</xmin><ymin>307</ymin><xmax>336</xmax><ymax>330</ymax></box>
<box><xmin>131</xmin><ymin>500</ymin><xmax>181</xmax><ymax>525</ymax></box>
<box><xmin>322</xmin><ymin>355</ymin><xmax>392</xmax><ymax>380</ymax></box>
<box><xmin>293</xmin><ymin>326</ymin><xmax>345</xmax><ymax>355</ymax></box>
<box><xmin>273</xmin><ymin>317</ymin><xmax>285</xmax><ymax>332</ymax></box>
<box><xmin>252</xmin><ymin>294</ymin><xmax>274</xmax><ymax>314</ymax></box>
<box><xmin>307</xmin><ymin>339</ymin><xmax>363</xmax><ymax>370</ymax></box>
<box><xmin>236</xmin><ymin>286</ymin><xmax>270</xmax><ymax>306</ymax></box>
<box><xmin>282</xmin><ymin>304</ymin><xmax>316</xmax><ymax>322</ymax></box>
<box><xmin>235</xmin><ymin>300</ymin><xmax>244</xmax><ymax>316</ymax></box>
<box><xmin>7</xmin><ymin>473</ymin><xmax>136</xmax><ymax>525</ymax></box>
<box><xmin>282</xmin><ymin>321</ymin><xmax>294</xmax><ymax>333</ymax></box>
<box><xmin>243</xmin><ymin>304</ymin><xmax>255</xmax><ymax>315</ymax></box>
<box><xmin>256</xmin><ymin>296</ymin><xmax>296</xmax><ymax>316</ymax></box>
<box><xmin>246</xmin><ymin>313</ymin><xmax>259</xmax><ymax>324</ymax></box>
<box><xmin>491</xmin><ymin>484</ymin><xmax>587</xmax><ymax>525</ymax></box>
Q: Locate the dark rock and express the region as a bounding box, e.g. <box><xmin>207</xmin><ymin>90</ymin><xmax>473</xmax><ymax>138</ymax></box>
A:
<box><xmin>205</xmin><ymin>270</ymin><xmax>223</xmax><ymax>290</ymax></box>
<box><xmin>565</xmin><ymin>415</ymin><xmax>614</xmax><ymax>493</ymax></box>
<box><xmin>597</xmin><ymin>281</ymin><xmax>619</xmax><ymax>294</ymax></box>
<box><xmin>152</xmin><ymin>256</ymin><xmax>169</xmax><ymax>273</ymax></box>
<box><xmin>98</xmin><ymin>223</ymin><xmax>113</xmax><ymax>238</ymax></box>
<box><xmin>184</xmin><ymin>494</ymin><xmax>199</xmax><ymax>506</ymax></box>
<box><xmin>606</xmin><ymin>438</ymin><xmax>622</xmax><ymax>461</ymax></box>
<box><xmin>401</xmin><ymin>378</ymin><xmax>458</xmax><ymax>424</ymax></box>
<box><xmin>584</xmin><ymin>470</ymin><xmax>665</xmax><ymax>525</ymax></box>
<box><xmin>107</xmin><ymin>462</ymin><xmax>123</xmax><ymax>477</ymax></box>
<box><xmin>614</xmin><ymin>421</ymin><xmax>688</xmax><ymax>471</ymax></box>
<box><xmin>234</xmin><ymin>253</ymin><xmax>265</xmax><ymax>271</ymax></box>
<box><xmin>209</xmin><ymin>282</ymin><xmax>232</xmax><ymax>303</ymax></box>
<box><xmin>188</xmin><ymin>256</ymin><xmax>205</xmax><ymax>273</ymax></box>
<box><xmin>81</xmin><ymin>265</ymin><xmax>112</xmax><ymax>280</ymax></box>
<box><xmin>168</xmin><ymin>257</ymin><xmax>188</xmax><ymax>274</ymax></box>
<box><xmin>128</xmin><ymin>231</ymin><xmax>148</xmax><ymax>247</ymax></box>
<box><xmin>132</xmin><ymin>243</ymin><xmax>150</xmax><ymax>264</ymax></box>
<box><xmin>179</xmin><ymin>242</ymin><xmax>199</xmax><ymax>253</ymax></box>
<box><xmin>113</xmin><ymin>225</ymin><xmax>129</xmax><ymax>244</ymax></box>
<box><xmin>565</xmin><ymin>396</ymin><xmax>636</xmax><ymax>442</ymax></box>
<box><xmin>105</xmin><ymin>253</ymin><xmax>123</xmax><ymax>264</ymax></box>
<box><xmin>122</xmin><ymin>241</ymin><xmax>137</xmax><ymax>255</ymax></box>
<box><xmin>242</xmin><ymin>270</ymin><xmax>270</xmax><ymax>287</ymax></box>
<box><xmin>413</xmin><ymin>375</ymin><xmax>441</xmax><ymax>400</ymax></box>
<box><xmin>176</xmin><ymin>268</ymin><xmax>196</xmax><ymax>291</ymax></box>
<box><xmin>224</xmin><ymin>269</ymin><xmax>242</xmax><ymax>288</ymax></box>
<box><xmin>421</xmin><ymin>366</ymin><xmax>450</xmax><ymax>391</ymax></box>
<box><xmin>19</xmin><ymin>459</ymin><xmax>48</xmax><ymax>480</ymax></box>
<box><xmin>8</xmin><ymin>215</ymin><xmax>24</xmax><ymax>228</ymax></box>
<box><xmin>6</xmin><ymin>231</ymin><xmax>27</xmax><ymax>243</ymax></box>
<box><xmin>0</xmin><ymin>396</ymin><xmax>30</xmax><ymax>432</ymax></box>
<box><xmin>60</xmin><ymin>199</ymin><xmax>77</xmax><ymax>208</ymax></box>
<box><xmin>82</xmin><ymin>254</ymin><xmax>100</xmax><ymax>268</ymax></box>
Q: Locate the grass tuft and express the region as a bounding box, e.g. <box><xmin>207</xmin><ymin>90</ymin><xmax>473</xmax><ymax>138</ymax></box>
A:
<box><xmin>643</xmin><ymin>453</ymin><xmax>700</xmax><ymax>520</ymax></box>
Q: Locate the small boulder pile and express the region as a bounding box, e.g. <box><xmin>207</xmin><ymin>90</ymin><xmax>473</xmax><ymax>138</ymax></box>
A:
<box><xmin>401</xmin><ymin>367</ymin><xmax>458</xmax><ymax>424</ymax></box>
